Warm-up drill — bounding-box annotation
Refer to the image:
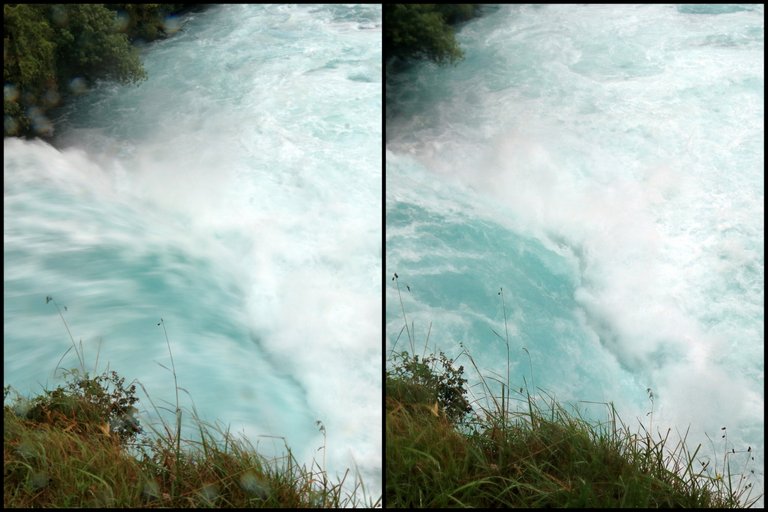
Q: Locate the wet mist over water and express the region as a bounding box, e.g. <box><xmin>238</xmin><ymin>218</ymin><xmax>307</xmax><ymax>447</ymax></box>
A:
<box><xmin>387</xmin><ymin>4</ymin><xmax>763</xmax><ymax>503</ymax></box>
<box><xmin>5</xmin><ymin>4</ymin><xmax>381</xmax><ymax>497</ymax></box>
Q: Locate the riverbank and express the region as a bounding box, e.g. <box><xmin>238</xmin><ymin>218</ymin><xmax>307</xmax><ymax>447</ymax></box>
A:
<box><xmin>385</xmin><ymin>276</ymin><xmax>761</xmax><ymax>508</ymax></box>
<box><xmin>4</xmin><ymin>296</ymin><xmax>379</xmax><ymax>508</ymax></box>
<box><xmin>386</xmin><ymin>351</ymin><xmax>760</xmax><ymax>508</ymax></box>
<box><xmin>4</xmin><ymin>370</ymin><xmax>378</xmax><ymax>508</ymax></box>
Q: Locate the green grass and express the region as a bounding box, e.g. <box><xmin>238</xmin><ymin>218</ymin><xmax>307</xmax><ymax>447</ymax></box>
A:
<box><xmin>4</xmin><ymin>297</ymin><xmax>380</xmax><ymax>508</ymax></box>
<box><xmin>386</xmin><ymin>275</ymin><xmax>761</xmax><ymax>508</ymax></box>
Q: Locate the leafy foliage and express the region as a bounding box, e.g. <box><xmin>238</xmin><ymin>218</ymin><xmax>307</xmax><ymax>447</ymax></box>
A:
<box><xmin>22</xmin><ymin>369</ymin><xmax>143</xmax><ymax>445</ymax></box>
<box><xmin>49</xmin><ymin>4</ymin><xmax>146</xmax><ymax>85</ymax></box>
<box><xmin>433</xmin><ymin>4</ymin><xmax>479</xmax><ymax>25</ymax></box>
<box><xmin>387</xmin><ymin>350</ymin><xmax>472</xmax><ymax>425</ymax></box>
<box><xmin>384</xmin><ymin>4</ymin><xmax>480</xmax><ymax>65</ymax></box>
<box><xmin>107</xmin><ymin>4</ymin><xmax>187</xmax><ymax>42</ymax></box>
<box><xmin>3</xmin><ymin>4</ymin><xmax>58</xmax><ymax>136</ymax></box>
<box><xmin>3</xmin><ymin>3</ymin><xmax>188</xmax><ymax>138</ymax></box>
<box><xmin>3</xmin><ymin>5</ymin><xmax>57</xmax><ymax>89</ymax></box>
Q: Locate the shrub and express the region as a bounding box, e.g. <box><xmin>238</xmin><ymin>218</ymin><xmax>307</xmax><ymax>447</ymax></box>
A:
<box><xmin>16</xmin><ymin>369</ymin><xmax>142</xmax><ymax>446</ymax></box>
<box><xmin>384</xmin><ymin>4</ymin><xmax>479</xmax><ymax>65</ymax></box>
<box><xmin>387</xmin><ymin>350</ymin><xmax>473</xmax><ymax>425</ymax></box>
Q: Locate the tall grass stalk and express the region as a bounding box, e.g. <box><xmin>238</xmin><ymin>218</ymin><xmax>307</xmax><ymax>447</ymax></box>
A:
<box><xmin>392</xmin><ymin>273</ymin><xmax>414</xmax><ymax>354</ymax></box>
<box><xmin>48</xmin><ymin>296</ymin><xmax>85</xmax><ymax>374</ymax></box>
<box><xmin>155</xmin><ymin>317</ymin><xmax>182</xmax><ymax>499</ymax></box>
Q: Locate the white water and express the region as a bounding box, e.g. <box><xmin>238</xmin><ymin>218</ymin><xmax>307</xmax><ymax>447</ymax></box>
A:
<box><xmin>387</xmin><ymin>4</ymin><xmax>763</xmax><ymax>504</ymax></box>
<box><xmin>4</xmin><ymin>4</ymin><xmax>381</xmax><ymax>499</ymax></box>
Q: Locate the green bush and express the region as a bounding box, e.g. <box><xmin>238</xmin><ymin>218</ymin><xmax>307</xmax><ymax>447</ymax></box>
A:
<box><xmin>3</xmin><ymin>3</ymin><xmax>191</xmax><ymax>138</ymax></box>
<box><xmin>49</xmin><ymin>4</ymin><xmax>146</xmax><ymax>85</ymax></box>
<box><xmin>384</xmin><ymin>4</ymin><xmax>480</xmax><ymax>65</ymax></box>
<box><xmin>387</xmin><ymin>350</ymin><xmax>472</xmax><ymax>425</ymax></box>
<box><xmin>107</xmin><ymin>4</ymin><xmax>187</xmax><ymax>42</ymax></box>
<box><xmin>14</xmin><ymin>369</ymin><xmax>143</xmax><ymax>446</ymax></box>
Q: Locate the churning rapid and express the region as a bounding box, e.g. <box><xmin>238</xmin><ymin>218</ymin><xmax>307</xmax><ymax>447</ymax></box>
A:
<box><xmin>4</xmin><ymin>4</ymin><xmax>381</xmax><ymax>497</ymax></box>
<box><xmin>386</xmin><ymin>4</ymin><xmax>763</xmax><ymax>503</ymax></box>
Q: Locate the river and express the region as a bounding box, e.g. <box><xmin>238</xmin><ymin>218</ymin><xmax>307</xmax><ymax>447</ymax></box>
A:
<box><xmin>5</xmin><ymin>4</ymin><xmax>382</xmax><ymax>500</ymax></box>
<box><xmin>386</xmin><ymin>4</ymin><xmax>763</xmax><ymax>504</ymax></box>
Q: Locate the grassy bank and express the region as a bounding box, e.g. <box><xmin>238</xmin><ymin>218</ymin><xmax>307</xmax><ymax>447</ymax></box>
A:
<box><xmin>4</xmin><ymin>298</ymin><xmax>379</xmax><ymax>508</ymax></box>
<box><xmin>386</xmin><ymin>276</ymin><xmax>761</xmax><ymax>508</ymax></box>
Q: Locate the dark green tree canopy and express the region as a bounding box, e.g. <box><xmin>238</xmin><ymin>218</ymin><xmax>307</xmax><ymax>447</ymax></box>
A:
<box><xmin>48</xmin><ymin>4</ymin><xmax>147</xmax><ymax>85</ymax></box>
<box><xmin>4</xmin><ymin>3</ymin><xmax>188</xmax><ymax>138</ymax></box>
<box><xmin>384</xmin><ymin>4</ymin><xmax>480</xmax><ymax>66</ymax></box>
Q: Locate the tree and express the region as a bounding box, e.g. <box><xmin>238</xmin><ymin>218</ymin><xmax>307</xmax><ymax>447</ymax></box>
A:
<box><xmin>106</xmin><ymin>4</ymin><xmax>188</xmax><ymax>42</ymax></box>
<box><xmin>384</xmin><ymin>4</ymin><xmax>480</xmax><ymax>66</ymax></box>
<box><xmin>3</xmin><ymin>4</ymin><xmax>58</xmax><ymax>135</ymax></box>
<box><xmin>49</xmin><ymin>4</ymin><xmax>146</xmax><ymax>85</ymax></box>
<box><xmin>3</xmin><ymin>4</ymin><xmax>189</xmax><ymax>138</ymax></box>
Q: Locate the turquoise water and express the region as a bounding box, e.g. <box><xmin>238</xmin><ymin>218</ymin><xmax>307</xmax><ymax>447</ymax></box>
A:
<box><xmin>387</xmin><ymin>4</ymin><xmax>763</xmax><ymax>503</ymax></box>
<box><xmin>4</xmin><ymin>4</ymin><xmax>381</xmax><ymax>497</ymax></box>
